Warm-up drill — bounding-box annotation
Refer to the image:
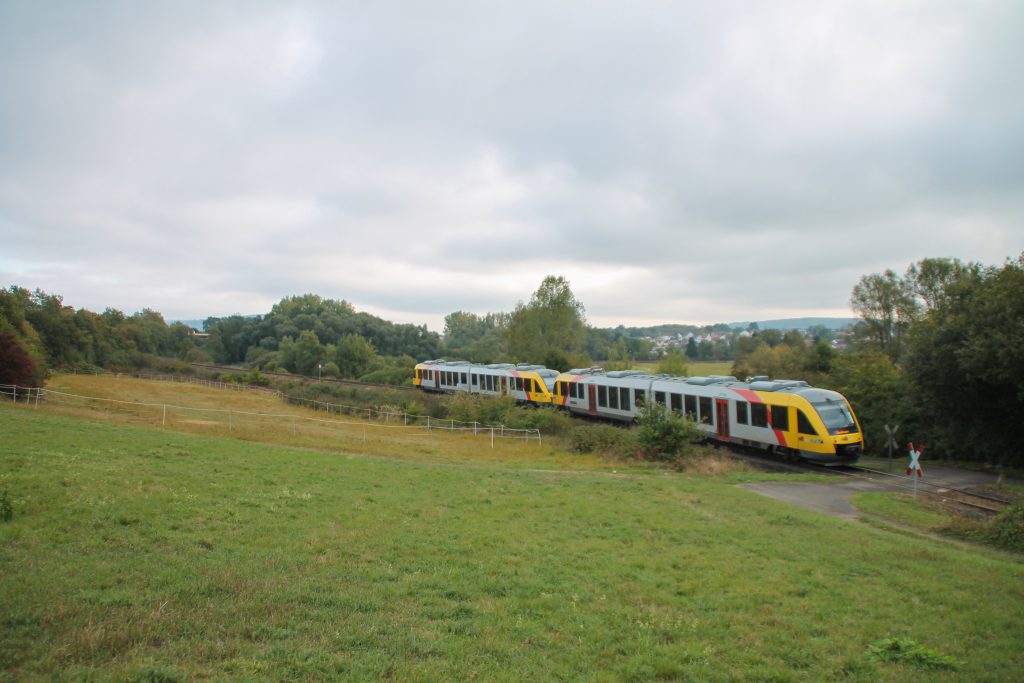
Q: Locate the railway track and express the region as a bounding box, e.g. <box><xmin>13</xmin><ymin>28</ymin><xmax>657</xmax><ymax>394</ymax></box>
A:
<box><xmin>727</xmin><ymin>448</ymin><xmax>1012</xmax><ymax>518</ymax></box>
<box><xmin>843</xmin><ymin>464</ymin><xmax>1012</xmax><ymax>516</ymax></box>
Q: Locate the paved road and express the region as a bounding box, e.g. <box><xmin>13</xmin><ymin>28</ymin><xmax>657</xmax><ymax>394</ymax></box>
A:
<box><xmin>741</xmin><ymin>459</ymin><xmax>1017</xmax><ymax>520</ymax></box>
<box><xmin>741</xmin><ymin>479</ymin><xmax>889</xmax><ymax>520</ymax></box>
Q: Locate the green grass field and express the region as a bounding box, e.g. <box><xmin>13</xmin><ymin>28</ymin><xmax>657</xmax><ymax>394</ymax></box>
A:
<box><xmin>2</xmin><ymin>381</ymin><xmax>1023</xmax><ymax>680</ymax></box>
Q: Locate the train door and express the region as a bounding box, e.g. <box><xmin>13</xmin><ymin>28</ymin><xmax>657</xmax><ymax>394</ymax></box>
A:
<box><xmin>715</xmin><ymin>399</ymin><xmax>730</xmax><ymax>440</ymax></box>
<box><xmin>500</xmin><ymin>376</ymin><xmax>508</xmax><ymax>396</ymax></box>
<box><xmin>588</xmin><ymin>385</ymin><xmax>597</xmax><ymax>416</ymax></box>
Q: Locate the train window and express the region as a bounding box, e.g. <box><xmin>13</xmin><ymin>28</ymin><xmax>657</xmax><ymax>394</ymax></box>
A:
<box><xmin>751</xmin><ymin>403</ymin><xmax>768</xmax><ymax>427</ymax></box>
<box><xmin>484</xmin><ymin>375</ymin><xmax>492</xmax><ymax>391</ymax></box>
<box><xmin>609</xmin><ymin>387</ymin><xmax>619</xmax><ymax>409</ymax></box>
<box><xmin>670</xmin><ymin>393</ymin><xmax>682</xmax><ymax>413</ymax></box>
<box><xmin>699</xmin><ymin>396</ymin><xmax>713</xmax><ymax>424</ymax></box>
<box><xmin>797</xmin><ymin>410</ymin><xmax>817</xmax><ymax>435</ymax></box>
<box><xmin>471</xmin><ymin>374</ymin><xmax>477</xmax><ymax>386</ymax></box>
<box><xmin>461</xmin><ymin>373</ymin><xmax>467</xmax><ymax>384</ymax></box>
<box><xmin>530</xmin><ymin>379</ymin><xmax>538</xmax><ymax>393</ymax></box>
<box><xmin>736</xmin><ymin>401</ymin><xmax>749</xmax><ymax>425</ymax></box>
<box><xmin>620</xmin><ymin>387</ymin><xmax>631</xmax><ymax>411</ymax></box>
<box><xmin>684</xmin><ymin>395</ymin><xmax>697</xmax><ymax>420</ymax></box>
<box><xmin>598</xmin><ymin>385</ymin><xmax>608</xmax><ymax>407</ymax></box>
<box><xmin>654</xmin><ymin>391</ymin><xmax>666</xmax><ymax>406</ymax></box>
<box><xmin>634</xmin><ymin>389</ymin><xmax>645</xmax><ymax>407</ymax></box>
<box><xmin>771</xmin><ymin>405</ymin><xmax>789</xmax><ymax>431</ymax></box>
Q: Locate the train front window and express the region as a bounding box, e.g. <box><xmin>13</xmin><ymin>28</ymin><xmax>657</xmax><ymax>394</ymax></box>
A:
<box><xmin>813</xmin><ymin>401</ymin><xmax>859</xmax><ymax>435</ymax></box>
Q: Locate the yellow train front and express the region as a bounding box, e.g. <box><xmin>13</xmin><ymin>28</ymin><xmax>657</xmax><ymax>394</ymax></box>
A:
<box><xmin>725</xmin><ymin>380</ymin><xmax>864</xmax><ymax>465</ymax></box>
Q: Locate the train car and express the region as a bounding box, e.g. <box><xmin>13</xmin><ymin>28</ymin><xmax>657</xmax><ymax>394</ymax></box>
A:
<box><xmin>556</xmin><ymin>368</ymin><xmax>861</xmax><ymax>465</ymax></box>
<box><xmin>648</xmin><ymin>375</ymin><xmax>862</xmax><ymax>465</ymax></box>
<box><xmin>414</xmin><ymin>360</ymin><xmax>558</xmax><ymax>404</ymax></box>
<box><xmin>562</xmin><ymin>370</ymin><xmax>656</xmax><ymax>421</ymax></box>
<box><xmin>552</xmin><ymin>367</ymin><xmax>605</xmax><ymax>408</ymax></box>
<box><xmin>414</xmin><ymin>359</ymin><xmax>473</xmax><ymax>394</ymax></box>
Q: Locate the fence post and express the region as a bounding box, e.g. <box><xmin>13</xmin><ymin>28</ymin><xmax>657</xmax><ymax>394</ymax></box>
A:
<box><xmin>491</xmin><ymin>427</ymin><xmax>494</xmax><ymax>449</ymax></box>
<box><xmin>163</xmin><ymin>404</ymin><xmax>167</xmax><ymax>426</ymax></box>
<box><xmin>12</xmin><ymin>386</ymin><xmax>16</xmax><ymax>402</ymax></box>
<box><xmin>427</xmin><ymin>416</ymin><xmax>431</xmax><ymax>430</ymax></box>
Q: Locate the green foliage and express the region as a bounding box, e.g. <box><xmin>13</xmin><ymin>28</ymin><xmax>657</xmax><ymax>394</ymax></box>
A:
<box><xmin>569</xmin><ymin>424</ymin><xmax>636</xmax><ymax>456</ymax></box>
<box><xmin>507</xmin><ymin>276</ymin><xmax>587</xmax><ymax>365</ymax></box>
<box><xmin>826</xmin><ymin>351</ymin><xmax>909</xmax><ymax>456</ymax></box>
<box><xmin>293</xmin><ymin>330</ymin><xmax>325</xmax><ymax>376</ymax></box>
<box><xmin>850</xmin><ymin>269</ymin><xmax>918</xmax><ymax>359</ymax></box>
<box><xmin>0</xmin><ymin>330</ymin><xmax>44</xmax><ymax>386</ymax></box>
<box><xmin>655</xmin><ymin>348</ymin><xmax>688</xmax><ymax>376</ymax></box>
<box><xmin>334</xmin><ymin>334</ymin><xmax>378</xmax><ymax>379</ymax></box>
<box><xmin>866</xmin><ymin>637</ymin><xmax>959</xmax><ymax>671</ymax></box>
<box><xmin>731</xmin><ymin>344</ymin><xmax>810</xmax><ymax>383</ymax></box>
<box><xmin>635</xmin><ymin>402</ymin><xmax>702</xmax><ymax>463</ymax></box>
<box><xmin>903</xmin><ymin>253</ymin><xmax>1024</xmax><ymax>464</ymax></box>
<box><xmin>978</xmin><ymin>501</ymin><xmax>1024</xmax><ymax>553</ymax></box>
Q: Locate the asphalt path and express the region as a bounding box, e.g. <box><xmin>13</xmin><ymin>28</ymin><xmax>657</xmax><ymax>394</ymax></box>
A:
<box><xmin>740</xmin><ymin>458</ymin><xmax>1016</xmax><ymax>521</ymax></box>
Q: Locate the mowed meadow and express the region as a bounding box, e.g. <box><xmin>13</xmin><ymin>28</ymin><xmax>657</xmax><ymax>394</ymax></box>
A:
<box><xmin>1</xmin><ymin>377</ymin><xmax>1023</xmax><ymax>681</ymax></box>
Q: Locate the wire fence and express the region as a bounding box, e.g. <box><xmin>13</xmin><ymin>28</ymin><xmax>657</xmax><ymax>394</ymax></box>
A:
<box><xmin>0</xmin><ymin>383</ymin><xmax>542</xmax><ymax>446</ymax></box>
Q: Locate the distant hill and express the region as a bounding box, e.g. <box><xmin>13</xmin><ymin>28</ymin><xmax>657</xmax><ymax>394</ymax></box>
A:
<box><xmin>727</xmin><ymin>317</ymin><xmax>857</xmax><ymax>331</ymax></box>
<box><xmin>612</xmin><ymin>317</ymin><xmax>856</xmax><ymax>338</ymax></box>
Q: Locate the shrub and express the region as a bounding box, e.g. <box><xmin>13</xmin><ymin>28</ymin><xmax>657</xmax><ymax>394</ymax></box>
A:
<box><xmin>570</xmin><ymin>425</ymin><xmax>636</xmax><ymax>456</ymax></box>
<box><xmin>635</xmin><ymin>403</ymin><xmax>702</xmax><ymax>463</ymax></box>
<box><xmin>981</xmin><ymin>501</ymin><xmax>1024</xmax><ymax>553</ymax></box>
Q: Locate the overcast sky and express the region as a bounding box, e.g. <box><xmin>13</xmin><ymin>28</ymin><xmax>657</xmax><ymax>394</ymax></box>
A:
<box><xmin>2</xmin><ymin>1</ymin><xmax>1022</xmax><ymax>331</ymax></box>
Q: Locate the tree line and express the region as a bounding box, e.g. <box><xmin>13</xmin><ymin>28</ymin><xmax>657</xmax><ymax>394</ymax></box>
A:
<box><xmin>3</xmin><ymin>254</ymin><xmax>1022</xmax><ymax>466</ymax></box>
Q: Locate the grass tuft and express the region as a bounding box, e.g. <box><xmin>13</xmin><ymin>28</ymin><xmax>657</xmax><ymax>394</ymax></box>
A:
<box><xmin>866</xmin><ymin>636</ymin><xmax>959</xmax><ymax>671</ymax></box>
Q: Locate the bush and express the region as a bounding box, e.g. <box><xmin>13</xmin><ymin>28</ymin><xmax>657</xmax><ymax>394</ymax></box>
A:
<box><xmin>570</xmin><ymin>425</ymin><xmax>636</xmax><ymax>456</ymax></box>
<box><xmin>981</xmin><ymin>501</ymin><xmax>1024</xmax><ymax>553</ymax></box>
<box><xmin>635</xmin><ymin>403</ymin><xmax>702</xmax><ymax>463</ymax></box>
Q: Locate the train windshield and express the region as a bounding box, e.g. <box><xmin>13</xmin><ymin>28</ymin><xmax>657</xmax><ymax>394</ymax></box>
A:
<box><xmin>812</xmin><ymin>401</ymin><xmax>859</xmax><ymax>435</ymax></box>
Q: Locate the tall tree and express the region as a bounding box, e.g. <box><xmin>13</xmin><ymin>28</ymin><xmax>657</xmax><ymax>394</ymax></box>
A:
<box><xmin>850</xmin><ymin>269</ymin><xmax>918</xmax><ymax>359</ymax></box>
<box><xmin>507</xmin><ymin>276</ymin><xmax>587</xmax><ymax>365</ymax></box>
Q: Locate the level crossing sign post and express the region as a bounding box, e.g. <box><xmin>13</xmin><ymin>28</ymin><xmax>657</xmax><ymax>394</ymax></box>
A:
<box><xmin>907</xmin><ymin>442</ymin><xmax>925</xmax><ymax>499</ymax></box>
<box><xmin>884</xmin><ymin>423</ymin><xmax>900</xmax><ymax>472</ymax></box>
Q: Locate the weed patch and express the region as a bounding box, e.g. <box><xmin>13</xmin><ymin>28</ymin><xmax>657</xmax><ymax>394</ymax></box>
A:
<box><xmin>866</xmin><ymin>637</ymin><xmax>959</xmax><ymax>671</ymax></box>
<box><xmin>0</xmin><ymin>489</ymin><xmax>12</xmax><ymax>522</ymax></box>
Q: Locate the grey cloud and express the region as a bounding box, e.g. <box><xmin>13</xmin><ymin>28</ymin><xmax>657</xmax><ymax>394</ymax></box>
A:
<box><xmin>1</xmin><ymin>1</ymin><xmax>1022</xmax><ymax>330</ymax></box>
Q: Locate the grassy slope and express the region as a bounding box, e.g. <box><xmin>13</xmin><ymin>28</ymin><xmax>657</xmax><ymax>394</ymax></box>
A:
<box><xmin>1</xmin><ymin>391</ymin><xmax>1023</xmax><ymax>680</ymax></box>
